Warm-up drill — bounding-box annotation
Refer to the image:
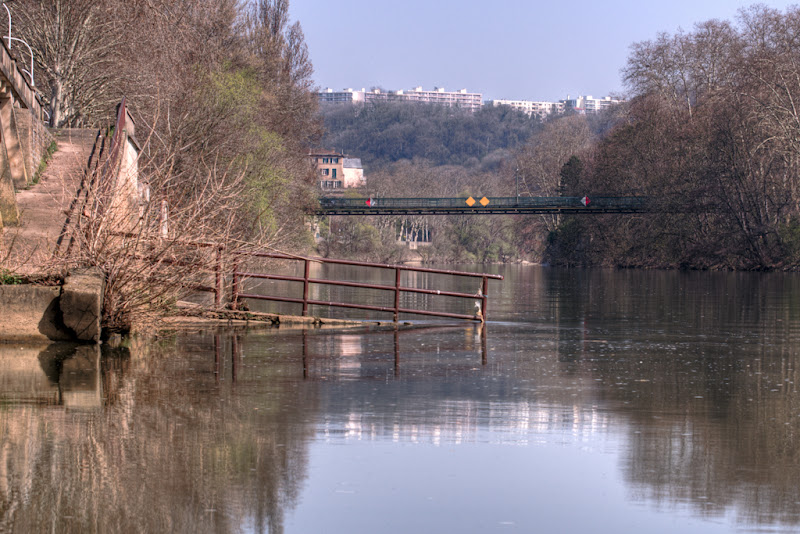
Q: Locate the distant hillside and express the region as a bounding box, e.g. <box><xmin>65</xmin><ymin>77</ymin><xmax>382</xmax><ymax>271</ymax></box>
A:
<box><xmin>319</xmin><ymin>102</ymin><xmax>543</xmax><ymax>170</ymax></box>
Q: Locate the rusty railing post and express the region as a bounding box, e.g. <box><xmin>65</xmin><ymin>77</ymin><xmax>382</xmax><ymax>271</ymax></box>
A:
<box><xmin>481</xmin><ymin>276</ymin><xmax>488</xmax><ymax>323</ymax></box>
<box><xmin>214</xmin><ymin>334</ymin><xmax>221</xmax><ymax>382</ymax></box>
<box><xmin>214</xmin><ymin>245</ymin><xmax>223</xmax><ymax>308</ymax></box>
<box><xmin>394</xmin><ymin>327</ymin><xmax>400</xmax><ymax>375</ymax></box>
<box><xmin>231</xmin><ymin>335</ymin><xmax>239</xmax><ymax>384</ymax></box>
<box><xmin>394</xmin><ymin>268</ymin><xmax>401</xmax><ymax>322</ymax></box>
<box><xmin>302</xmin><ymin>329</ymin><xmax>309</xmax><ymax>379</ymax></box>
<box><xmin>231</xmin><ymin>258</ymin><xmax>240</xmax><ymax>310</ymax></box>
<box><xmin>481</xmin><ymin>323</ymin><xmax>488</xmax><ymax>365</ymax></box>
<box><xmin>302</xmin><ymin>258</ymin><xmax>310</xmax><ymax>316</ymax></box>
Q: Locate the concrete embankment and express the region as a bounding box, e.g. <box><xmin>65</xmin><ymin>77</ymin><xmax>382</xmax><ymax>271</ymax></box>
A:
<box><xmin>0</xmin><ymin>268</ymin><xmax>104</xmax><ymax>343</ymax></box>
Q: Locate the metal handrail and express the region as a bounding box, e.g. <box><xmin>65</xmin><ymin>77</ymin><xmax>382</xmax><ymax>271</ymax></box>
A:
<box><xmin>230</xmin><ymin>252</ymin><xmax>503</xmax><ymax>322</ymax></box>
<box><xmin>108</xmin><ymin>236</ymin><xmax>504</xmax><ymax>323</ymax></box>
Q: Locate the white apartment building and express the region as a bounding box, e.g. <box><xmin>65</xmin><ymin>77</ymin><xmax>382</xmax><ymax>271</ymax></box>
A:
<box><xmin>394</xmin><ymin>87</ymin><xmax>482</xmax><ymax>112</ymax></box>
<box><xmin>319</xmin><ymin>87</ymin><xmax>623</xmax><ymax>117</ymax></box>
<box><xmin>563</xmin><ymin>95</ymin><xmax>624</xmax><ymax>114</ymax></box>
<box><xmin>487</xmin><ymin>99</ymin><xmax>565</xmax><ymax>118</ymax></box>
<box><xmin>318</xmin><ymin>86</ymin><xmax>482</xmax><ymax>112</ymax></box>
<box><xmin>318</xmin><ymin>88</ymin><xmax>366</xmax><ymax>104</ymax></box>
<box><xmin>488</xmin><ymin>95</ymin><xmax>623</xmax><ymax>117</ymax></box>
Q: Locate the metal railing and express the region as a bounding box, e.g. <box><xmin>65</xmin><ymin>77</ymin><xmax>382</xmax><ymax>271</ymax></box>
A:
<box><xmin>230</xmin><ymin>252</ymin><xmax>503</xmax><ymax>322</ymax></box>
<box><xmin>0</xmin><ymin>28</ymin><xmax>42</xmax><ymax>118</ymax></box>
<box><xmin>103</xmin><ymin>236</ymin><xmax>504</xmax><ymax>323</ymax></box>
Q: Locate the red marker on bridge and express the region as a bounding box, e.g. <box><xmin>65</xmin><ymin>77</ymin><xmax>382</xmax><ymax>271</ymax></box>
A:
<box><xmin>581</xmin><ymin>196</ymin><xmax>590</xmax><ymax>206</ymax></box>
<box><xmin>366</xmin><ymin>197</ymin><xmax>374</xmax><ymax>207</ymax></box>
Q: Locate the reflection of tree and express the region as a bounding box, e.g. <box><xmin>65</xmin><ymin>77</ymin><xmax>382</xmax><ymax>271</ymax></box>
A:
<box><xmin>4</xmin><ymin>287</ymin><xmax>800</xmax><ymax>531</ymax></box>
<box><xmin>0</xmin><ymin>334</ymin><xmax>318</xmax><ymax>533</ymax></box>
<box><xmin>541</xmin><ymin>268</ymin><xmax>800</xmax><ymax>526</ymax></box>
<box><xmin>615</xmin><ymin>342</ymin><xmax>800</xmax><ymax>526</ymax></box>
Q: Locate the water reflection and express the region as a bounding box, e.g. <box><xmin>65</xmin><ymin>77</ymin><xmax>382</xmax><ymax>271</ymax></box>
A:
<box><xmin>0</xmin><ymin>337</ymin><xmax>315</xmax><ymax>534</ymax></box>
<box><xmin>2</xmin><ymin>268</ymin><xmax>800</xmax><ymax>532</ymax></box>
<box><xmin>0</xmin><ymin>343</ymin><xmax>104</xmax><ymax>408</ymax></box>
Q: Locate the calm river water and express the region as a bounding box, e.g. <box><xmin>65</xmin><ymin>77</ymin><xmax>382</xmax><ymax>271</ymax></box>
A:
<box><xmin>2</xmin><ymin>265</ymin><xmax>800</xmax><ymax>533</ymax></box>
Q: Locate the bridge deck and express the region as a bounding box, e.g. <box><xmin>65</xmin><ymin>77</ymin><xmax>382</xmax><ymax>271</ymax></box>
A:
<box><xmin>315</xmin><ymin>196</ymin><xmax>649</xmax><ymax>216</ymax></box>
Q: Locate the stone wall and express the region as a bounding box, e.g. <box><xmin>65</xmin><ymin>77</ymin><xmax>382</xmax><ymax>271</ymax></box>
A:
<box><xmin>13</xmin><ymin>106</ymin><xmax>54</xmax><ymax>184</ymax></box>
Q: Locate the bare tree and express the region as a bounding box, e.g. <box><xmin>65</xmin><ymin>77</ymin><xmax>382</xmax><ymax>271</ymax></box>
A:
<box><xmin>9</xmin><ymin>0</ymin><xmax>122</xmax><ymax>126</ymax></box>
<box><xmin>514</xmin><ymin>115</ymin><xmax>593</xmax><ymax>233</ymax></box>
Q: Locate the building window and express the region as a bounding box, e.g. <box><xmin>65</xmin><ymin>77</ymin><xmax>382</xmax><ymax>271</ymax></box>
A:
<box><xmin>332</xmin><ymin>169</ymin><xmax>337</xmax><ymax>178</ymax></box>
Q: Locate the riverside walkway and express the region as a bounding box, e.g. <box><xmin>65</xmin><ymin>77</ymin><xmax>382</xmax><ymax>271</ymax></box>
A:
<box><xmin>1</xmin><ymin>129</ymin><xmax>96</xmax><ymax>273</ymax></box>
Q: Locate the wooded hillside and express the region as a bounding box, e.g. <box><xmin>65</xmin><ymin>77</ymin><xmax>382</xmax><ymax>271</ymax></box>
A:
<box><xmin>319</xmin><ymin>102</ymin><xmax>542</xmax><ymax>170</ymax></box>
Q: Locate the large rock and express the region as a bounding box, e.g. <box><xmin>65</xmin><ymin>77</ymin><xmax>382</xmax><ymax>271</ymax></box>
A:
<box><xmin>60</xmin><ymin>268</ymin><xmax>105</xmax><ymax>342</ymax></box>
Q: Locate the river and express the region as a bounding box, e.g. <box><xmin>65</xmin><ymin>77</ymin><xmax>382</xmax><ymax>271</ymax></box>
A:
<box><xmin>2</xmin><ymin>265</ymin><xmax>800</xmax><ymax>533</ymax></box>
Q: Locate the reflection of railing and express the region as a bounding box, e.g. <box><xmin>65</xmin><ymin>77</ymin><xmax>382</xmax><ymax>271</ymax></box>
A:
<box><xmin>300</xmin><ymin>325</ymin><xmax>489</xmax><ymax>380</ymax></box>
<box><xmin>232</xmin><ymin>252</ymin><xmax>503</xmax><ymax>322</ymax></box>
<box><xmin>212</xmin><ymin>326</ymin><xmax>489</xmax><ymax>383</ymax></box>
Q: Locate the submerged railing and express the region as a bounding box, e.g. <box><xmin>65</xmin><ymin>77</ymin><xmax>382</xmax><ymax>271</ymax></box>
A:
<box><xmin>230</xmin><ymin>253</ymin><xmax>504</xmax><ymax>322</ymax></box>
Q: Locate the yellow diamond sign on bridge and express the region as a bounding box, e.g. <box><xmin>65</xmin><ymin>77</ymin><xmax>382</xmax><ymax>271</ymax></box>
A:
<box><xmin>480</xmin><ymin>196</ymin><xmax>490</xmax><ymax>206</ymax></box>
<box><xmin>465</xmin><ymin>196</ymin><xmax>476</xmax><ymax>207</ymax></box>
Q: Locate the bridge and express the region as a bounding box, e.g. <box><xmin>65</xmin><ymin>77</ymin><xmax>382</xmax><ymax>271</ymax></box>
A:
<box><xmin>315</xmin><ymin>196</ymin><xmax>648</xmax><ymax>216</ymax></box>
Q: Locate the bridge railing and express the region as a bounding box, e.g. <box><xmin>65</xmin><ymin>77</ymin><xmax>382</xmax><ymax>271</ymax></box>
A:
<box><xmin>318</xmin><ymin>196</ymin><xmax>648</xmax><ymax>212</ymax></box>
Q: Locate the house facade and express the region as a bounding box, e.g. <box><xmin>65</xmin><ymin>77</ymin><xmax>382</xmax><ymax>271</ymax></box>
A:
<box><xmin>310</xmin><ymin>151</ymin><xmax>365</xmax><ymax>189</ymax></box>
<box><xmin>342</xmin><ymin>158</ymin><xmax>365</xmax><ymax>188</ymax></box>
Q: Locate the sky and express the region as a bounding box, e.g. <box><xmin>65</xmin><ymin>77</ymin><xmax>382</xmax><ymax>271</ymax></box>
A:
<box><xmin>290</xmin><ymin>0</ymin><xmax>797</xmax><ymax>102</ymax></box>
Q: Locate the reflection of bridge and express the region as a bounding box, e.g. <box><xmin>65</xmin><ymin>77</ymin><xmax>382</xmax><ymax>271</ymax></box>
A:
<box><xmin>315</xmin><ymin>196</ymin><xmax>648</xmax><ymax>216</ymax></box>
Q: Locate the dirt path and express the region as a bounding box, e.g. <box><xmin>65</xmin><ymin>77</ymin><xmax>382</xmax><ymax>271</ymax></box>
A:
<box><xmin>1</xmin><ymin>128</ymin><xmax>97</xmax><ymax>274</ymax></box>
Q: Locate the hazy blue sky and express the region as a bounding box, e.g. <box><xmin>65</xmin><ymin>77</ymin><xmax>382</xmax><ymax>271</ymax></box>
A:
<box><xmin>290</xmin><ymin>0</ymin><xmax>797</xmax><ymax>102</ymax></box>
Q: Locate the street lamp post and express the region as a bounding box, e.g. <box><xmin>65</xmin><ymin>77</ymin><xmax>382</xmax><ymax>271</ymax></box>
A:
<box><xmin>2</xmin><ymin>3</ymin><xmax>35</xmax><ymax>87</ymax></box>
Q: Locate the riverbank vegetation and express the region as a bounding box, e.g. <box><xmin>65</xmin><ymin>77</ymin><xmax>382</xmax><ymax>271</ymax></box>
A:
<box><xmin>7</xmin><ymin>0</ymin><xmax>321</xmax><ymax>331</ymax></box>
<box><xmin>8</xmin><ymin>2</ymin><xmax>800</xmax><ymax>331</ymax></box>
<box><xmin>545</xmin><ymin>5</ymin><xmax>800</xmax><ymax>270</ymax></box>
<box><xmin>319</xmin><ymin>6</ymin><xmax>800</xmax><ymax>270</ymax></box>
